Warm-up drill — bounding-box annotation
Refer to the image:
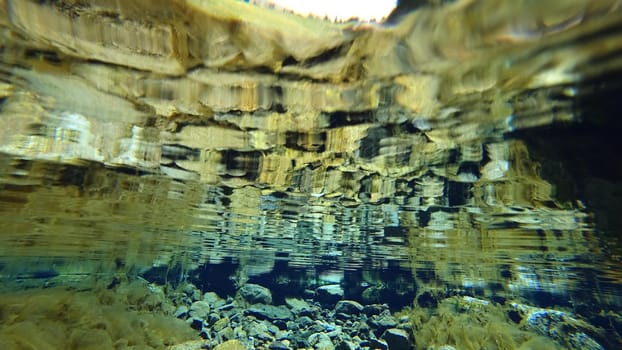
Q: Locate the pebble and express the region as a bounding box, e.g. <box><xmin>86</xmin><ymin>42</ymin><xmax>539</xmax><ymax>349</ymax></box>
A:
<box><xmin>171</xmin><ymin>282</ymin><xmax>597</xmax><ymax>350</ymax></box>
<box><xmin>268</xmin><ymin>340</ymin><xmax>291</xmax><ymax>350</ymax></box>
<box><xmin>212</xmin><ymin>317</ymin><xmax>229</xmax><ymax>332</ymax></box>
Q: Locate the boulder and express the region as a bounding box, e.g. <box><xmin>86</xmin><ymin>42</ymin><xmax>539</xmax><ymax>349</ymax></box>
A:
<box><xmin>285</xmin><ymin>298</ymin><xmax>314</xmax><ymax>316</ymax></box>
<box><xmin>246</xmin><ymin>304</ymin><xmax>293</xmax><ymax>321</ymax></box>
<box><xmin>382</xmin><ymin>328</ymin><xmax>410</xmax><ymax>350</ymax></box>
<box><xmin>239</xmin><ymin>284</ymin><xmax>273</xmax><ymax>304</ymax></box>
<box><xmin>335</xmin><ymin>300</ymin><xmax>364</xmax><ymax>314</ymax></box>
<box><xmin>189</xmin><ymin>300</ymin><xmax>210</xmax><ymax>320</ymax></box>
<box><xmin>308</xmin><ymin>332</ymin><xmax>334</xmax><ymax>350</ymax></box>
<box><xmin>316</xmin><ymin>284</ymin><xmax>343</xmax><ymax>306</ymax></box>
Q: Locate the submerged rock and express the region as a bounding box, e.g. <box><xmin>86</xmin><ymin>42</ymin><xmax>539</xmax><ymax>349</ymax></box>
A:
<box><xmin>335</xmin><ymin>300</ymin><xmax>364</xmax><ymax>314</ymax></box>
<box><xmin>239</xmin><ymin>284</ymin><xmax>273</xmax><ymax>304</ymax></box>
<box><xmin>381</xmin><ymin>328</ymin><xmax>411</xmax><ymax>350</ymax></box>
<box><xmin>285</xmin><ymin>297</ymin><xmax>314</xmax><ymax>316</ymax></box>
<box><xmin>308</xmin><ymin>332</ymin><xmax>334</xmax><ymax>350</ymax></box>
<box><xmin>369</xmin><ymin>337</ymin><xmax>389</xmax><ymax>350</ymax></box>
<box><xmin>316</xmin><ymin>284</ymin><xmax>344</xmax><ymax>306</ymax></box>
<box><xmin>370</xmin><ymin>311</ymin><xmax>398</xmax><ymax>330</ymax></box>
<box><xmin>213</xmin><ymin>340</ymin><xmax>248</xmax><ymax>350</ymax></box>
<box><xmin>174</xmin><ymin>305</ymin><xmax>189</xmax><ymax>319</ymax></box>
<box><xmin>189</xmin><ymin>300</ymin><xmax>211</xmax><ymax>320</ymax></box>
<box><xmin>513</xmin><ymin>303</ymin><xmax>606</xmax><ymax>350</ymax></box>
<box><xmin>268</xmin><ymin>340</ymin><xmax>291</xmax><ymax>350</ymax></box>
<box><xmin>246</xmin><ymin>304</ymin><xmax>293</xmax><ymax>321</ymax></box>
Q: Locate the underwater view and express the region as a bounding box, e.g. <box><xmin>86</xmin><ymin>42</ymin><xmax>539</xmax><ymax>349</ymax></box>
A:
<box><xmin>0</xmin><ymin>0</ymin><xmax>621</xmax><ymax>349</ymax></box>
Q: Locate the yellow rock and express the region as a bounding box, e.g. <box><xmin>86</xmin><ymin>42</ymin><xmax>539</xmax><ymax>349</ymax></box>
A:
<box><xmin>213</xmin><ymin>339</ymin><xmax>248</xmax><ymax>350</ymax></box>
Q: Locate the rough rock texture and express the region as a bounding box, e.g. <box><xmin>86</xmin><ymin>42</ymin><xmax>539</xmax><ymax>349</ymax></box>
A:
<box><xmin>239</xmin><ymin>284</ymin><xmax>273</xmax><ymax>304</ymax></box>
<box><xmin>335</xmin><ymin>300</ymin><xmax>364</xmax><ymax>314</ymax></box>
<box><xmin>316</xmin><ymin>284</ymin><xmax>344</xmax><ymax>306</ymax></box>
<box><xmin>246</xmin><ymin>304</ymin><xmax>293</xmax><ymax>321</ymax></box>
<box><xmin>382</xmin><ymin>328</ymin><xmax>411</xmax><ymax>350</ymax></box>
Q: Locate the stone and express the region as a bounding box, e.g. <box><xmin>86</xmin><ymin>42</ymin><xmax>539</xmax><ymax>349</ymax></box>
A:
<box><xmin>207</xmin><ymin>312</ymin><xmax>220</xmax><ymax>325</ymax></box>
<box><xmin>239</xmin><ymin>283</ymin><xmax>273</xmax><ymax>304</ymax></box>
<box><xmin>316</xmin><ymin>320</ymin><xmax>337</xmax><ymax>332</ymax></box>
<box><xmin>316</xmin><ymin>284</ymin><xmax>344</xmax><ymax>306</ymax></box>
<box><xmin>326</xmin><ymin>328</ymin><xmax>342</xmax><ymax>339</ymax></box>
<box><xmin>370</xmin><ymin>312</ymin><xmax>398</xmax><ymax>329</ymax></box>
<box><xmin>267</xmin><ymin>323</ymin><xmax>280</xmax><ymax>335</ymax></box>
<box><xmin>215</xmin><ymin>302</ymin><xmax>236</xmax><ymax>311</ymax></box>
<box><xmin>182</xmin><ymin>283</ymin><xmax>202</xmax><ymax>302</ymax></box>
<box><xmin>355</xmin><ymin>320</ymin><xmax>371</xmax><ymax>335</ymax></box>
<box><xmin>225</xmin><ymin>310</ymin><xmax>243</xmax><ymax>323</ymax></box>
<box><xmin>273</xmin><ymin>319</ymin><xmax>289</xmax><ymax>330</ymax></box>
<box><xmin>361</xmin><ymin>286</ymin><xmax>384</xmax><ymax>304</ymax></box>
<box><xmin>286</xmin><ymin>320</ymin><xmax>299</xmax><ymax>331</ymax></box>
<box><xmin>308</xmin><ymin>332</ymin><xmax>334</xmax><ymax>350</ymax></box>
<box><xmin>335</xmin><ymin>300</ymin><xmax>364</xmax><ymax>314</ymax></box>
<box><xmin>245</xmin><ymin>321</ymin><xmax>274</xmax><ymax>341</ymax></box>
<box><xmin>203</xmin><ymin>292</ymin><xmax>223</xmax><ymax>305</ymax></box>
<box><xmin>363</xmin><ymin>304</ymin><xmax>387</xmax><ymax>316</ymax></box>
<box><xmin>398</xmin><ymin>315</ymin><xmax>410</xmax><ymax>324</ymax></box>
<box><xmin>233</xmin><ymin>327</ymin><xmax>247</xmax><ymax>342</ymax></box>
<box><xmin>167</xmin><ymin>340</ymin><xmax>210</xmax><ymax>350</ymax></box>
<box><xmin>174</xmin><ymin>305</ymin><xmax>189</xmax><ymax>319</ymax></box>
<box><xmin>515</xmin><ymin>304</ymin><xmax>606</xmax><ymax>350</ymax></box>
<box><xmin>268</xmin><ymin>340</ymin><xmax>291</xmax><ymax>350</ymax></box>
<box><xmin>382</xmin><ymin>328</ymin><xmax>410</xmax><ymax>350</ymax></box>
<box><xmin>335</xmin><ymin>340</ymin><xmax>357</xmax><ymax>350</ymax></box>
<box><xmin>369</xmin><ymin>338</ymin><xmax>389</xmax><ymax>350</ymax></box>
<box><xmin>189</xmin><ymin>318</ymin><xmax>204</xmax><ymax>331</ymax></box>
<box><xmin>213</xmin><ymin>317</ymin><xmax>230</xmax><ymax>332</ymax></box>
<box><xmin>276</xmin><ymin>330</ymin><xmax>290</xmax><ymax>340</ymax></box>
<box><xmin>335</xmin><ymin>313</ymin><xmax>352</xmax><ymax>320</ymax></box>
<box><xmin>213</xmin><ymin>340</ymin><xmax>248</xmax><ymax>350</ymax></box>
<box><xmin>247</xmin><ymin>304</ymin><xmax>293</xmax><ymax>321</ymax></box>
<box><xmin>285</xmin><ymin>298</ymin><xmax>314</xmax><ymax>316</ymax></box>
<box><xmin>189</xmin><ymin>300</ymin><xmax>211</xmax><ymax>320</ymax></box>
<box><xmin>217</xmin><ymin>327</ymin><xmax>235</xmax><ymax>342</ymax></box>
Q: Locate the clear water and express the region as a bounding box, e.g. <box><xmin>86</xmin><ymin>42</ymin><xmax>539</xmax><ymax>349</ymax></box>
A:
<box><xmin>0</xmin><ymin>1</ymin><xmax>621</xmax><ymax>349</ymax></box>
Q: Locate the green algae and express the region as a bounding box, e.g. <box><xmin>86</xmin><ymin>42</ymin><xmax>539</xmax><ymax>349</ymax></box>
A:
<box><xmin>0</xmin><ymin>280</ymin><xmax>197</xmax><ymax>350</ymax></box>
<box><xmin>398</xmin><ymin>295</ymin><xmax>562</xmax><ymax>350</ymax></box>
